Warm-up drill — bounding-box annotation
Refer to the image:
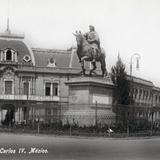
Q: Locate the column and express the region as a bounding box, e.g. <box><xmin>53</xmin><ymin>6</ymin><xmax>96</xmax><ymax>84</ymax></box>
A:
<box><xmin>15</xmin><ymin>52</ymin><xmax>18</xmax><ymax>62</ymax></box>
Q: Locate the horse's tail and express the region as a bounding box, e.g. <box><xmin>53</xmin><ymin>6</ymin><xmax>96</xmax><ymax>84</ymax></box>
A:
<box><xmin>99</xmin><ymin>48</ymin><xmax>107</xmax><ymax>76</ymax></box>
<box><xmin>100</xmin><ymin>47</ymin><xmax>106</xmax><ymax>58</ymax></box>
<box><xmin>100</xmin><ymin>52</ymin><xmax>106</xmax><ymax>69</ymax></box>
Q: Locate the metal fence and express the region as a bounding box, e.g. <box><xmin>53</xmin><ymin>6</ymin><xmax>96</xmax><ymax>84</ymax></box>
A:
<box><xmin>1</xmin><ymin>102</ymin><xmax>160</xmax><ymax>137</ymax></box>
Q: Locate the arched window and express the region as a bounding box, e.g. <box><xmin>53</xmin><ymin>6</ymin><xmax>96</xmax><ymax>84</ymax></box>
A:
<box><xmin>143</xmin><ymin>90</ymin><xmax>145</xmax><ymax>100</ymax></box>
<box><xmin>135</xmin><ymin>89</ymin><xmax>138</xmax><ymax>99</ymax></box>
<box><xmin>139</xmin><ymin>89</ymin><xmax>142</xmax><ymax>99</ymax></box>
<box><xmin>155</xmin><ymin>95</ymin><xmax>158</xmax><ymax>103</ymax></box>
<box><xmin>6</xmin><ymin>49</ymin><xmax>12</xmax><ymax>61</ymax></box>
<box><xmin>1</xmin><ymin>48</ymin><xmax>18</xmax><ymax>62</ymax></box>
<box><xmin>146</xmin><ymin>91</ymin><xmax>148</xmax><ymax>99</ymax></box>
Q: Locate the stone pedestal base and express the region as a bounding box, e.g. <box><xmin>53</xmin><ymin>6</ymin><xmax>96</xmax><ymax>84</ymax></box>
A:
<box><xmin>64</xmin><ymin>77</ymin><xmax>115</xmax><ymax>126</ymax></box>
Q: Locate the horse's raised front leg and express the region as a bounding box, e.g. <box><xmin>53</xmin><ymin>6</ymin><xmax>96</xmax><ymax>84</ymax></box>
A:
<box><xmin>89</xmin><ymin>61</ymin><xmax>97</xmax><ymax>76</ymax></box>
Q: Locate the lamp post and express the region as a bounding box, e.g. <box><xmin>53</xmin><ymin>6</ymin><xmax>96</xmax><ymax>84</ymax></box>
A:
<box><xmin>130</xmin><ymin>53</ymin><xmax>141</xmax><ymax>78</ymax></box>
<box><xmin>130</xmin><ymin>53</ymin><xmax>141</xmax><ymax>103</ymax></box>
<box><xmin>128</xmin><ymin>53</ymin><xmax>141</xmax><ymax>136</ymax></box>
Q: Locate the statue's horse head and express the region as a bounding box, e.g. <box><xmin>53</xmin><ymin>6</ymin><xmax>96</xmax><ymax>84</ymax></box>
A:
<box><xmin>73</xmin><ymin>31</ymin><xmax>86</xmax><ymax>48</ymax></box>
<box><xmin>73</xmin><ymin>30</ymin><xmax>92</xmax><ymax>59</ymax></box>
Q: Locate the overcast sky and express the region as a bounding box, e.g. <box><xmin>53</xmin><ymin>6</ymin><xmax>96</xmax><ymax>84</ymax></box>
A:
<box><xmin>0</xmin><ymin>0</ymin><xmax>160</xmax><ymax>86</ymax></box>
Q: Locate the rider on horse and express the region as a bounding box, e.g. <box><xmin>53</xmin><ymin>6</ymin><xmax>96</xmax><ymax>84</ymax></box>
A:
<box><xmin>73</xmin><ymin>27</ymin><xmax>107</xmax><ymax>77</ymax></box>
<box><xmin>84</xmin><ymin>25</ymin><xmax>101</xmax><ymax>62</ymax></box>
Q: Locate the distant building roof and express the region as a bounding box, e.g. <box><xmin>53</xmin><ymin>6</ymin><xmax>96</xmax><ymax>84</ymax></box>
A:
<box><xmin>32</xmin><ymin>48</ymin><xmax>73</xmax><ymax>68</ymax></box>
<box><xmin>127</xmin><ymin>75</ymin><xmax>154</xmax><ymax>87</ymax></box>
<box><xmin>153</xmin><ymin>86</ymin><xmax>160</xmax><ymax>92</ymax></box>
<box><xmin>0</xmin><ymin>33</ymin><xmax>35</xmax><ymax>65</ymax></box>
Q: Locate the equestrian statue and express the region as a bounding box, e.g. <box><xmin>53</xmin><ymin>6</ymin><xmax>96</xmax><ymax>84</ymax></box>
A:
<box><xmin>73</xmin><ymin>25</ymin><xmax>107</xmax><ymax>77</ymax></box>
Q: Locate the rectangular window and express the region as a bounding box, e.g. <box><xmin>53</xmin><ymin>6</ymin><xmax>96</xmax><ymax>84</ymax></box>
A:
<box><xmin>5</xmin><ymin>81</ymin><xmax>12</xmax><ymax>94</ymax></box>
<box><xmin>52</xmin><ymin>83</ymin><xmax>58</xmax><ymax>96</ymax></box>
<box><xmin>45</xmin><ymin>82</ymin><xmax>51</xmax><ymax>96</ymax></box>
<box><xmin>23</xmin><ymin>82</ymin><xmax>29</xmax><ymax>95</ymax></box>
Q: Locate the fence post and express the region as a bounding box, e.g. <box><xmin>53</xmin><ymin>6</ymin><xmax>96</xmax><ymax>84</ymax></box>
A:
<box><xmin>69</xmin><ymin>124</ymin><xmax>72</xmax><ymax>136</ymax></box>
<box><xmin>127</xmin><ymin>119</ymin><xmax>129</xmax><ymax>137</ymax></box>
<box><xmin>151</xmin><ymin>110</ymin><xmax>154</xmax><ymax>136</ymax></box>
<box><xmin>95</xmin><ymin>101</ymin><xmax>98</xmax><ymax>128</ymax></box>
<box><xmin>38</xmin><ymin>122</ymin><xmax>40</xmax><ymax>134</ymax></box>
<box><xmin>59</xmin><ymin>102</ymin><xmax>61</xmax><ymax>122</ymax></box>
<box><xmin>36</xmin><ymin>117</ymin><xmax>40</xmax><ymax>134</ymax></box>
<box><xmin>127</xmin><ymin>110</ymin><xmax>130</xmax><ymax>137</ymax></box>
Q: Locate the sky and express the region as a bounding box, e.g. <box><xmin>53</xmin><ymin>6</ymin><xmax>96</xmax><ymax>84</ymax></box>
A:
<box><xmin>0</xmin><ymin>0</ymin><xmax>160</xmax><ymax>86</ymax></box>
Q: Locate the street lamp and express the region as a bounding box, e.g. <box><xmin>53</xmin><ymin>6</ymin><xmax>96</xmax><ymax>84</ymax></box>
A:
<box><xmin>130</xmin><ymin>53</ymin><xmax>141</xmax><ymax>78</ymax></box>
<box><xmin>128</xmin><ymin>53</ymin><xmax>141</xmax><ymax>136</ymax></box>
<box><xmin>129</xmin><ymin>53</ymin><xmax>141</xmax><ymax>103</ymax></box>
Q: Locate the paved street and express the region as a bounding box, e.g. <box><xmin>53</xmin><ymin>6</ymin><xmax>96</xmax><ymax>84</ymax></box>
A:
<box><xmin>0</xmin><ymin>133</ymin><xmax>160</xmax><ymax>160</ymax></box>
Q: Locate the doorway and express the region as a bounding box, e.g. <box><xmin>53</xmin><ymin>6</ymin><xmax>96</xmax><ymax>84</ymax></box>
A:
<box><xmin>1</xmin><ymin>104</ymin><xmax>15</xmax><ymax>126</ymax></box>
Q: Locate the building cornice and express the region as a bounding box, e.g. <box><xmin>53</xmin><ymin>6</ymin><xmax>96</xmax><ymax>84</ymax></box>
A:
<box><xmin>0</xmin><ymin>33</ymin><xmax>25</xmax><ymax>39</ymax></box>
<box><xmin>65</xmin><ymin>77</ymin><xmax>114</xmax><ymax>89</ymax></box>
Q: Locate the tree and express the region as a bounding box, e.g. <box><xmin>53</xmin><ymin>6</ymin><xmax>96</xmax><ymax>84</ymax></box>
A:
<box><xmin>111</xmin><ymin>55</ymin><xmax>132</xmax><ymax>128</ymax></box>
<box><xmin>111</xmin><ymin>55</ymin><xmax>131</xmax><ymax>104</ymax></box>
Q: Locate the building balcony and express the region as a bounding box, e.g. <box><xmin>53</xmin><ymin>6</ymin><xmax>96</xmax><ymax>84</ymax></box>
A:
<box><xmin>0</xmin><ymin>94</ymin><xmax>60</xmax><ymax>102</ymax></box>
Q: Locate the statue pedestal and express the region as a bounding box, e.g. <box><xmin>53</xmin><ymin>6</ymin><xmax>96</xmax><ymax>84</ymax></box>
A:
<box><xmin>64</xmin><ymin>77</ymin><xmax>116</xmax><ymax>126</ymax></box>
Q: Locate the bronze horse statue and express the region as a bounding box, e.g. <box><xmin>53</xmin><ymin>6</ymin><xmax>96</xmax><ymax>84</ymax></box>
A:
<box><xmin>73</xmin><ymin>31</ymin><xmax>107</xmax><ymax>77</ymax></box>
